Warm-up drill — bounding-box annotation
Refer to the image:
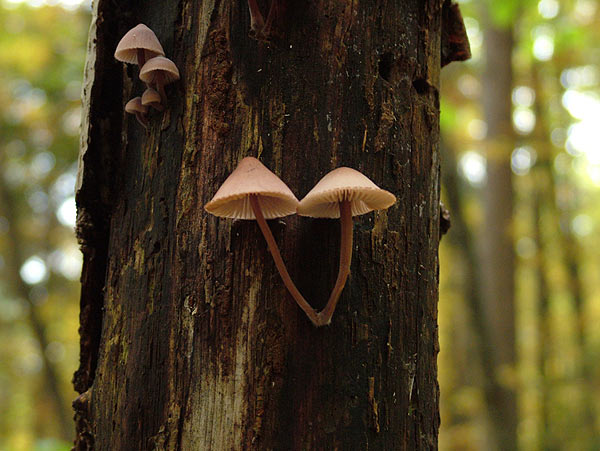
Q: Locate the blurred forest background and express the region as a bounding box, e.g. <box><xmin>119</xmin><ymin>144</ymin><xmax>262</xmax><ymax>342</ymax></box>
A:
<box><xmin>0</xmin><ymin>0</ymin><xmax>598</xmax><ymax>450</ymax></box>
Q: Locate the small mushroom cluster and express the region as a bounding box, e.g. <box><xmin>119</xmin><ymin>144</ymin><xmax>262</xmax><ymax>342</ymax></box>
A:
<box><xmin>205</xmin><ymin>157</ymin><xmax>396</xmax><ymax>327</ymax></box>
<box><xmin>115</xmin><ymin>24</ymin><xmax>180</xmax><ymax>129</ymax></box>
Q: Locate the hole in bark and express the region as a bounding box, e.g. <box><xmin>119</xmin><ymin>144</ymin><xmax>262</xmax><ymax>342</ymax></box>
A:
<box><xmin>412</xmin><ymin>78</ymin><xmax>429</xmax><ymax>95</ymax></box>
<box><xmin>378</xmin><ymin>52</ymin><xmax>394</xmax><ymax>82</ymax></box>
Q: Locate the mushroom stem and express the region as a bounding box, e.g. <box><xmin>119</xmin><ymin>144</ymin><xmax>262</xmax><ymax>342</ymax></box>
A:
<box><xmin>247</xmin><ymin>0</ymin><xmax>265</xmax><ymax>36</ymax></box>
<box><xmin>249</xmin><ymin>194</ymin><xmax>320</xmax><ymax>326</ymax></box>
<box><xmin>150</xmin><ymin>102</ymin><xmax>164</xmax><ymax>112</ymax></box>
<box><xmin>155</xmin><ymin>74</ymin><xmax>167</xmax><ymax>105</ymax></box>
<box><xmin>138</xmin><ymin>49</ymin><xmax>152</xmax><ymax>90</ymax></box>
<box><xmin>137</xmin><ymin>48</ymin><xmax>146</xmax><ymax>68</ymax></box>
<box><xmin>317</xmin><ymin>199</ymin><xmax>353</xmax><ymax>326</ymax></box>
<box><xmin>134</xmin><ymin>112</ymin><xmax>148</xmax><ymax>129</ymax></box>
<box><xmin>262</xmin><ymin>0</ymin><xmax>281</xmax><ymax>38</ymax></box>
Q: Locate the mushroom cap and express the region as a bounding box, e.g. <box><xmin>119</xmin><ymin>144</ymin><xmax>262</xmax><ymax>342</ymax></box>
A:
<box><xmin>205</xmin><ymin>157</ymin><xmax>299</xmax><ymax>220</ymax></box>
<box><xmin>297</xmin><ymin>167</ymin><xmax>396</xmax><ymax>218</ymax></box>
<box><xmin>114</xmin><ymin>24</ymin><xmax>165</xmax><ymax>64</ymax></box>
<box><xmin>139</xmin><ymin>56</ymin><xmax>180</xmax><ymax>84</ymax></box>
<box><xmin>141</xmin><ymin>87</ymin><xmax>161</xmax><ymax>106</ymax></box>
<box><xmin>125</xmin><ymin>97</ymin><xmax>148</xmax><ymax>114</ymax></box>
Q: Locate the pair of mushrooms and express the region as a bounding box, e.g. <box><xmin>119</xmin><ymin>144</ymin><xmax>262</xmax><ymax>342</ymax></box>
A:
<box><xmin>247</xmin><ymin>0</ymin><xmax>284</xmax><ymax>41</ymax></box>
<box><xmin>115</xmin><ymin>24</ymin><xmax>180</xmax><ymax>128</ymax></box>
<box><xmin>205</xmin><ymin>157</ymin><xmax>396</xmax><ymax>327</ymax></box>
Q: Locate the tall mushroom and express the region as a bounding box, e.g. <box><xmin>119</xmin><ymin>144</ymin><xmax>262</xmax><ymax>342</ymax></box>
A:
<box><xmin>139</xmin><ymin>56</ymin><xmax>180</xmax><ymax>105</ymax></box>
<box><xmin>297</xmin><ymin>167</ymin><xmax>396</xmax><ymax>326</ymax></box>
<box><xmin>205</xmin><ymin>157</ymin><xmax>319</xmax><ymax>326</ymax></box>
<box><xmin>114</xmin><ymin>24</ymin><xmax>165</xmax><ymax>68</ymax></box>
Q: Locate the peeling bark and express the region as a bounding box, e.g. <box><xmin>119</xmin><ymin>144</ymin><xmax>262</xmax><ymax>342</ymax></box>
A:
<box><xmin>441</xmin><ymin>1</ymin><xmax>471</xmax><ymax>67</ymax></box>
<box><xmin>75</xmin><ymin>1</ymin><xmax>452</xmax><ymax>449</ymax></box>
<box><xmin>439</xmin><ymin>201</ymin><xmax>451</xmax><ymax>238</ymax></box>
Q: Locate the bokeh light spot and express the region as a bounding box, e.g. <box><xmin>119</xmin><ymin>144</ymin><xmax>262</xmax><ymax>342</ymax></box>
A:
<box><xmin>511</xmin><ymin>146</ymin><xmax>537</xmax><ymax>176</ymax></box>
<box><xmin>459</xmin><ymin>151</ymin><xmax>487</xmax><ymax>186</ymax></box>
<box><xmin>538</xmin><ymin>0</ymin><xmax>559</xmax><ymax>18</ymax></box>
<box><xmin>513</xmin><ymin>108</ymin><xmax>536</xmax><ymax>134</ymax></box>
<box><xmin>57</xmin><ymin>196</ymin><xmax>76</xmax><ymax>228</ymax></box>
<box><xmin>19</xmin><ymin>256</ymin><xmax>48</xmax><ymax>285</ymax></box>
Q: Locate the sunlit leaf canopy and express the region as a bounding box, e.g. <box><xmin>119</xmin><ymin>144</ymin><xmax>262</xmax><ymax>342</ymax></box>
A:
<box><xmin>0</xmin><ymin>0</ymin><xmax>90</xmax><ymax>449</ymax></box>
<box><xmin>448</xmin><ymin>0</ymin><xmax>600</xmax><ymax>187</ymax></box>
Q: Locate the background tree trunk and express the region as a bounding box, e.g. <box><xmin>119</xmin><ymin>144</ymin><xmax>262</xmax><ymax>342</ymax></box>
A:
<box><xmin>440</xmin><ymin>141</ymin><xmax>502</xmax><ymax>450</ymax></box>
<box><xmin>530</xmin><ymin>62</ymin><xmax>598</xmax><ymax>446</ymax></box>
<box><xmin>480</xmin><ymin>19</ymin><xmax>518</xmax><ymax>451</ymax></box>
<box><xmin>74</xmin><ymin>1</ymin><xmax>452</xmax><ymax>449</ymax></box>
<box><xmin>0</xmin><ymin>175</ymin><xmax>73</xmax><ymax>441</ymax></box>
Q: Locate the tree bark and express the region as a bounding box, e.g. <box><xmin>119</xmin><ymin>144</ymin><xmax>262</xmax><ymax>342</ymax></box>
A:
<box><xmin>74</xmin><ymin>1</ymin><xmax>452</xmax><ymax>449</ymax></box>
<box><xmin>481</xmin><ymin>21</ymin><xmax>518</xmax><ymax>451</ymax></box>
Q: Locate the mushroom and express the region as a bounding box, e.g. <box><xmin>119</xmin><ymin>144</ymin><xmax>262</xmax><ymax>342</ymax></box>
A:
<box><xmin>125</xmin><ymin>97</ymin><xmax>148</xmax><ymax>128</ymax></box>
<box><xmin>141</xmin><ymin>87</ymin><xmax>164</xmax><ymax>112</ymax></box>
<box><xmin>247</xmin><ymin>0</ymin><xmax>265</xmax><ymax>38</ymax></box>
<box><xmin>261</xmin><ymin>0</ymin><xmax>284</xmax><ymax>40</ymax></box>
<box><xmin>247</xmin><ymin>0</ymin><xmax>284</xmax><ymax>41</ymax></box>
<box><xmin>139</xmin><ymin>56</ymin><xmax>180</xmax><ymax>105</ymax></box>
<box><xmin>114</xmin><ymin>24</ymin><xmax>165</xmax><ymax>68</ymax></box>
<box><xmin>205</xmin><ymin>157</ymin><xmax>319</xmax><ymax>326</ymax></box>
<box><xmin>297</xmin><ymin>167</ymin><xmax>396</xmax><ymax>326</ymax></box>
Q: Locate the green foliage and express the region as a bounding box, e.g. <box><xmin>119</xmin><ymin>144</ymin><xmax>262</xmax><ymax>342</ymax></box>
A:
<box><xmin>488</xmin><ymin>0</ymin><xmax>521</xmax><ymax>27</ymax></box>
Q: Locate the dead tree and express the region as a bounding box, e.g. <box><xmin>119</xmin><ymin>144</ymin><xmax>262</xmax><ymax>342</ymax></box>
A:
<box><xmin>74</xmin><ymin>1</ymin><xmax>468</xmax><ymax>449</ymax></box>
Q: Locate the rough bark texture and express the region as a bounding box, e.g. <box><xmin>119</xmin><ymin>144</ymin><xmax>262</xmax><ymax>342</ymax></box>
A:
<box><xmin>75</xmin><ymin>1</ymin><xmax>450</xmax><ymax>449</ymax></box>
<box><xmin>481</xmin><ymin>23</ymin><xmax>518</xmax><ymax>451</ymax></box>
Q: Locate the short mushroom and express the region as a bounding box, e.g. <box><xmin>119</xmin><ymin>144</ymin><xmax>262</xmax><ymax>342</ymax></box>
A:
<box><xmin>125</xmin><ymin>97</ymin><xmax>148</xmax><ymax>128</ymax></box>
<box><xmin>139</xmin><ymin>56</ymin><xmax>180</xmax><ymax>105</ymax></box>
<box><xmin>205</xmin><ymin>157</ymin><xmax>319</xmax><ymax>326</ymax></box>
<box><xmin>141</xmin><ymin>87</ymin><xmax>164</xmax><ymax>112</ymax></box>
<box><xmin>114</xmin><ymin>24</ymin><xmax>165</xmax><ymax>68</ymax></box>
<box><xmin>297</xmin><ymin>167</ymin><xmax>396</xmax><ymax>326</ymax></box>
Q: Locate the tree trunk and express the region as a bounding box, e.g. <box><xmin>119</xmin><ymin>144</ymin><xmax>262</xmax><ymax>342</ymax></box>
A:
<box><xmin>531</xmin><ymin>62</ymin><xmax>597</xmax><ymax>445</ymax></box>
<box><xmin>74</xmin><ymin>1</ymin><xmax>455</xmax><ymax>449</ymax></box>
<box><xmin>532</xmin><ymin>179</ymin><xmax>551</xmax><ymax>450</ymax></box>
<box><xmin>440</xmin><ymin>141</ymin><xmax>503</xmax><ymax>451</ymax></box>
<box><xmin>480</xmin><ymin>21</ymin><xmax>518</xmax><ymax>451</ymax></box>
